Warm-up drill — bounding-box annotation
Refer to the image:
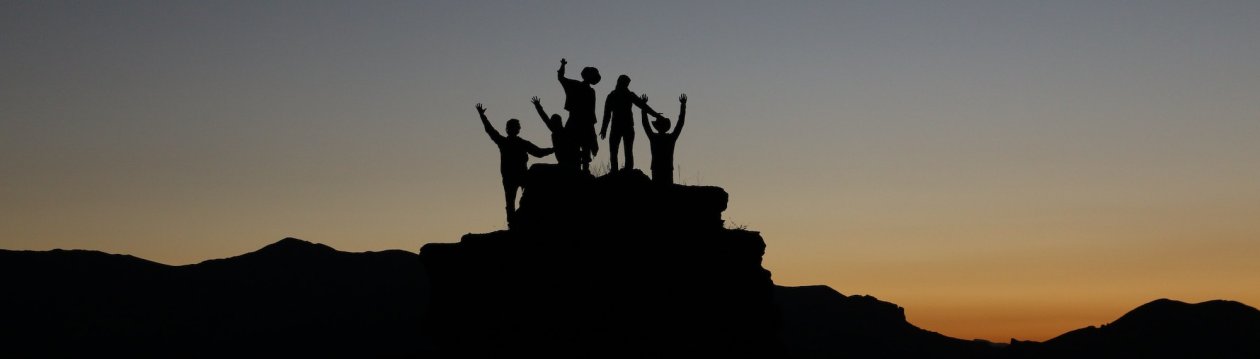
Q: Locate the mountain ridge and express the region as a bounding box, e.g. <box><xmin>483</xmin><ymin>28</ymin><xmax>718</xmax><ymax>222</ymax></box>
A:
<box><xmin>0</xmin><ymin>238</ymin><xmax>429</xmax><ymax>356</ymax></box>
<box><xmin>3</xmin><ymin>238</ymin><xmax>1258</xmax><ymax>357</ymax></box>
<box><xmin>3</xmin><ymin>166</ymin><xmax>1258</xmax><ymax>357</ymax></box>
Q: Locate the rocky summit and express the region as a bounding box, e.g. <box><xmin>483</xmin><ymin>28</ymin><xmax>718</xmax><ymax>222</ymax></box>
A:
<box><xmin>420</xmin><ymin>165</ymin><xmax>779</xmax><ymax>357</ymax></box>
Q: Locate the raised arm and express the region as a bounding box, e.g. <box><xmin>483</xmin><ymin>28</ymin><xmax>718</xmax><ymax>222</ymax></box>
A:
<box><xmin>476</xmin><ymin>103</ymin><xmax>503</xmax><ymax>143</ymax></box>
<box><xmin>530</xmin><ymin>96</ymin><xmax>555</xmax><ymax>130</ymax></box>
<box><xmin>557</xmin><ymin>58</ymin><xmax>568</xmax><ymax>82</ymax></box>
<box><xmin>672</xmin><ymin>94</ymin><xmax>687</xmax><ymax>137</ymax></box>
<box><xmin>630</xmin><ymin>91</ymin><xmax>664</xmax><ymax>119</ymax></box>
<box><xmin>640</xmin><ymin>93</ymin><xmax>656</xmax><ymax>136</ymax></box>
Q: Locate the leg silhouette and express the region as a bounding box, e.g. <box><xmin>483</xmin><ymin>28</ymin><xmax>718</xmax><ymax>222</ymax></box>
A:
<box><xmin>503</xmin><ymin>180</ymin><xmax>517</xmax><ymax>222</ymax></box>
<box><xmin>624</xmin><ymin>130</ymin><xmax>635</xmax><ymax>170</ymax></box>
<box><xmin>609</xmin><ymin>132</ymin><xmax>622</xmax><ymax>171</ymax></box>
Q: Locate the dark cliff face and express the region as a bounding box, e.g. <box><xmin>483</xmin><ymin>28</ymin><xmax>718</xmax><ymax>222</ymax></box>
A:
<box><xmin>420</xmin><ymin>165</ymin><xmax>780</xmax><ymax>357</ymax></box>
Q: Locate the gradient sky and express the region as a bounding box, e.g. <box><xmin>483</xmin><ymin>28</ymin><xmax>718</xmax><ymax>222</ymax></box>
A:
<box><xmin>3</xmin><ymin>1</ymin><xmax>1259</xmax><ymax>341</ymax></box>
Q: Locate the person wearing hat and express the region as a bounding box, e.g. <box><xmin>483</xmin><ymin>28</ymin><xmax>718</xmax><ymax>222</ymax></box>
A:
<box><xmin>557</xmin><ymin>58</ymin><xmax>601</xmax><ymax>174</ymax></box>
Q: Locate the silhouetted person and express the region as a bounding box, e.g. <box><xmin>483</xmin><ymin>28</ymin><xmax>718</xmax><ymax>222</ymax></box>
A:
<box><xmin>557</xmin><ymin>58</ymin><xmax>600</xmax><ymax>173</ymax></box>
<box><xmin>601</xmin><ymin>74</ymin><xmax>667</xmax><ymax>172</ymax></box>
<box><xmin>477</xmin><ymin>103</ymin><xmax>554</xmax><ymax>222</ymax></box>
<box><xmin>642</xmin><ymin>94</ymin><xmax>687</xmax><ymax>184</ymax></box>
<box><xmin>530</xmin><ymin>96</ymin><xmax>575</xmax><ymax>170</ymax></box>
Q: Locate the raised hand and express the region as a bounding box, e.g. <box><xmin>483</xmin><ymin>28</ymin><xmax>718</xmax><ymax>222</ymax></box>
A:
<box><xmin>560</xmin><ymin>58</ymin><xmax>567</xmax><ymax>65</ymax></box>
<box><xmin>640</xmin><ymin>93</ymin><xmax>649</xmax><ymax>103</ymax></box>
<box><xmin>476</xmin><ymin>103</ymin><xmax>487</xmax><ymax>115</ymax></box>
<box><xmin>679</xmin><ymin>93</ymin><xmax>687</xmax><ymax>104</ymax></box>
<box><xmin>530</xmin><ymin>96</ymin><xmax>540</xmax><ymax>106</ymax></box>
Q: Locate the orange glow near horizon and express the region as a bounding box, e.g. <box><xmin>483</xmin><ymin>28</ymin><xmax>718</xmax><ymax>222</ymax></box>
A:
<box><xmin>4</xmin><ymin>1</ymin><xmax>1260</xmax><ymax>343</ymax></box>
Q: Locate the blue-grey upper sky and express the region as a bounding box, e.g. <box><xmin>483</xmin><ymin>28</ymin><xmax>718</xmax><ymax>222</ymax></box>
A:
<box><xmin>3</xmin><ymin>1</ymin><xmax>1259</xmax><ymax>340</ymax></box>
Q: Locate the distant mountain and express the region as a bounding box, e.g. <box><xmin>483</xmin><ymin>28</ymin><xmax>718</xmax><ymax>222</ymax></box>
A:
<box><xmin>0</xmin><ymin>238</ymin><xmax>429</xmax><ymax>356</ymax></box>
<box><xmin>775</xmin><ymin>285</ymin><xmax>999</xmax><ymax>358</ymax></box>
<box><xmin>1008</xmin><ymin>298</ymin><xmax>1260</xmax><ymax>358</ymax></box>
<box><xmin>4</xmin><ymin>164</ymin><xmax>1258</xmax><ymax>357</ymax></box>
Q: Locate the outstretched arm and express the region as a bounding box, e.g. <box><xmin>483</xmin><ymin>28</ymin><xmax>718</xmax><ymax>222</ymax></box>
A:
<box><xmin>672</xmin><ymin>94</ymin><xmax>687</xmax><ymax>137</ymax></box>
<box><xmin>476</xmin><ymin>103</ymin><xmax>503</xmax><ymax>143</ymax></box>
<box><xmin>630</xmin><ymin>91</ymin><xmax>664</xmax><ymax>119</ymax></box>
<box><xmin>640</xmin><ymin>93</ymin><xmax>656</xmax><ymax>135</ymax></box>
<box><xmin>525</xmin><ymin>140</ymin><xmax>555</xmax><ymax>158</ymax></box>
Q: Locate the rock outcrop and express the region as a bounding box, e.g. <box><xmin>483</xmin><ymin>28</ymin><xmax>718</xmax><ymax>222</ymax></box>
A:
<box><xmin>420</xmin><ymin>165</ymin><xmax>780</xmax><ymax>357</ymax></box>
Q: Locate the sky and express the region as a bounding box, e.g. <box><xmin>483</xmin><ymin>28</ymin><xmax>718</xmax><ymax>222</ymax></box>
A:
<box><xmin>3</xmin><ymin>1</ymin><xmax>1259</xmax><ymax>342</ymax></box>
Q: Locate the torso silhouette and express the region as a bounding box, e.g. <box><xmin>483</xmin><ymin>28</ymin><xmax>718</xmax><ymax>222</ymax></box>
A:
<box><xmin>646</xmin><ymin>132</ymin><xmax>678</xmax><ymax>171</ymax></box>
<box><xmin>490</xmin><ymin>134</ymin><xmax>547</xmax><ymax>181</ymax></box>
<box><xmin>560</xmin><ymin>77</ymin><xmax>597</xmax><ymax>128</ymax></box>
<box><xmin>604</xmin><ymin>88</ymin><xmax>641</xmax><ymax>133</ymax></box>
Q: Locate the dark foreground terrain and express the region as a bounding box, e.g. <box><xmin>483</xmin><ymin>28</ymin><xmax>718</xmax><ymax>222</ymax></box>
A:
<box><xmin>3</xmin><ymin>167</ymin><xmax>1257</xmax><ymax>357</ymax></box>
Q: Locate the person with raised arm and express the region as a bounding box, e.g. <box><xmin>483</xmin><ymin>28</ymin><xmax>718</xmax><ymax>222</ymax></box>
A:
<box><xmin>556</xmin><ymin>58</ymin><xmax>601</xmax><ymax>174</ymax></box>
<box><xmin>641</xmin><ymin>94</ymin><xmax>687</xmax><ymax>184</ymax></box>
<box><xmin>476</xmin><ymin>103</ymin><xmax>554</xmax><ymax>222</ymax></box>
<box><xmin>530</xmin><ymin>96</ymin><xmax>573</xmax><ymax>169</ymax></box>
<box><xmin>601</xmin><ymin>74</ymin><xmax>667</xmax><ymax>172</ymax></box>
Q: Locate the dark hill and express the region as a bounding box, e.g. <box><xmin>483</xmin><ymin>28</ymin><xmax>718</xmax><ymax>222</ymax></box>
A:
<box><xmin>1007</xmin><ymin>298</ymin><xmax>1260</xmax><ymax>358</ymax></box>
<box><xmin>775</xmin><ymin>285</ymin><xmax>998</xmax><ymax>358</ymax></box>
<box><xmin>0</xmin><ymin>238</ymin><xmax>429</xmax><ymax>356</ymax></box>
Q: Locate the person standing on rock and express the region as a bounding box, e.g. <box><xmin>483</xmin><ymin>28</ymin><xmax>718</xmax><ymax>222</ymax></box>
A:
<box><xmin>601</xmin><ymin>74</ymin><xmax>668</xmax><ymax>172</ymax></box>
<box><xmin>557</xmin><ymin>58</ymin><xmax>600</xmax><ymax>174</ymax></box>
<box><xmin>530</xmin><ymin>96</ymin><xmax>573</xmax><ymax>169</ymax></box>
<box><xmin>477</xmin><ymin>103</ymin><xmax>555</xmax><ymax>222</ymax></box>
<box><xmin>642</xmin><ymin>93</ymin><xmax>687</xmax><ymax>184</ymax></box>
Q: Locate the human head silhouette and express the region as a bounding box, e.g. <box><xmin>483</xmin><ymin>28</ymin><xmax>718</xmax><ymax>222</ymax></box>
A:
<box><xmin>616</xmin><ymin>75</ymin><xmax>631</xmax><ymax>90</ymax></box>
<box><xmin>506</xmin><ymin>119</ymin><xmax>521</xmax><ymax>136</ymax></box>
<box><xmin>581</xmin><ymin>67</ymin><xmax>601</xmax><ymax>85</ymax></box>
<box><xmin>550</xmin><ymin>114</ymin><xmax>562</xmax><ymax>124</ymax></box>
<box><xmin>652</xmin><ymin>117</ymin><xmax>671</xmax><ymax>133</ymax></box>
